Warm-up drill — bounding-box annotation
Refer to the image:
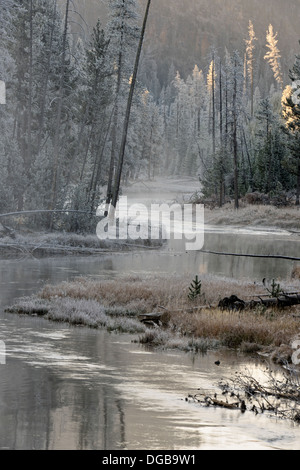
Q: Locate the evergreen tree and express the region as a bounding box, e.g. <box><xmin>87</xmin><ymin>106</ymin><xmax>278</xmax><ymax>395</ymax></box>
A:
<box><xmin>105</xmin><ymin>0</ymin><xmax>140</xmax><ymax>213</ymax></box>
<box><xmin>253</xmin><ymin>96</ymin><xmax>288</xmax><ymax>194</ymax></box>
<box><xmin>282</xmin><ymin>45</ymin><xmax>300</xmax><ymax>204</ymax></box>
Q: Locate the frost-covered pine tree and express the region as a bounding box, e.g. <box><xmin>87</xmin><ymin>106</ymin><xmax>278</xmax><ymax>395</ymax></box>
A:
<box><xmin>0</xmin><ymin>0</ymin><xmax>21</xmax><ymax>211</ymax></box>
<box><xmin>104</xmin><ymin>0</ymin><xmax>140</xmax><ymax>211</ymax></box>
<box><xmin>245</xmin><ymin>20</ymin><xmax>257</xmax><ymax>117</ymax></box>
<box><xmin>228</xmin><ymin>51</ymin><xmax>244</xmax><ymax>208</ymax></box>
<box><xmin>282</xmin><ymin>44</ymin><xmax>300</xmax><ymax>204</ymax></box>
<box><xmin>207</xmin><ymin>57</ymin><xmax>217</xmax><ymax>154</ymax></box>
<box><xmin>76</xmin><ymin>20</ymin><xmax>111</xmax><ymax>215</ymax></box>
<box><xmin>264</xmin><ymin>24</ymin><xmax>283</xmax><ymax>90</ymax></box>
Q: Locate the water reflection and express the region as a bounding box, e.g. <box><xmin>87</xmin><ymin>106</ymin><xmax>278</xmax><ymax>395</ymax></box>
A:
<box><xmin>0</xmin><ymin>228</ymin><xmax>299</xmax><ymax>309</ymax></box>
<box><xmin>0</xmin><ymin>321</ymin><xmax>128</xmax><ymax>450</ymax></box>
<box><xmin>0</xmin><ymin>310</ymin><xmax>300</xmax><ymax>450</ymax></box>
<box><xmin>1</xmin><ymin>229</ymin><xmax>300</xmax><ymax>449</ymax></box>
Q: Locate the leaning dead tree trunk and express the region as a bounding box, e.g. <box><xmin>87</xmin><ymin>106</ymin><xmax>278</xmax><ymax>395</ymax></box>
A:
<box><xmin>110</xmin><ymin>0</ymin><xmax>152</xmax><ymax>215</ymax></box>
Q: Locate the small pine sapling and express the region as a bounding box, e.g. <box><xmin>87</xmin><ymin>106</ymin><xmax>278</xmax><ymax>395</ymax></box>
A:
<box><xmin>263</xmin><ymin>278</ymin><xmax>284</xmax><ymax>298</ymax></box>
<box><xmin>188</xmin><ymin>275</ymin><xmax>203</xmax><ymax>301</ymax></box>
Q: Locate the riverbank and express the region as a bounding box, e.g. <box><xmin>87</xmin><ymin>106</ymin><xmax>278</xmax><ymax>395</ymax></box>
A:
<box><xmin>204</xmin><ymin>203</ymin><xmax>300</xmax><ymax>232</ymax></box>
<box><xmin>0</xmin><ymin>231</ymin><xmax>164</xmax><ymax>258</ymax></box>
<box><xmin>6</xmin><ymin>273</ymin><xmax>300</xmax><ymax>366</ymax></box>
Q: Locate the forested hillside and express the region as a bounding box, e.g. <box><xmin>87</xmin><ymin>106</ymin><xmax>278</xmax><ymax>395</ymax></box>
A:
<box><xmin>0</xmin><ymin>0</ymin><xmax>300</xmax><ymax>232</ymax></box>
<box><xmin>72</xmin><ymin>0</ymin><xmax>300</xmax><ymax>95</ymax></box>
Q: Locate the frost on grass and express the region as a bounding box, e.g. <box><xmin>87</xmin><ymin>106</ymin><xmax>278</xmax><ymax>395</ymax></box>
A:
<box><xmin>138</xmin><ymin>328</ymin><xmax>220</xmax><ymax>353</ymax></box>
<box><xmin>6</xmin><ymin>295</ymin><xmax>148</xmax><ymax>334</ymax></box>
<box><xmin>47</xmin><ymin>297</ymin><xmax>148</xmax><ymax>333</ymax></box>
<box><xmin>5</xmin><ymin>296</ymin><xmax>51</xmax><ymax>316</ymax></box>
<box><xmin>6</xmin><ymin>273</ymin><xmax>300</xmax><ymax>358</ymax></box>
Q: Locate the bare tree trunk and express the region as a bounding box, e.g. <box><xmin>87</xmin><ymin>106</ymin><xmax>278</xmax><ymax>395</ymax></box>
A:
<box><xmin>26</xmin><ymin>0</ymin><xmax>33</xmax><ymax>174</ymax></box>
<box><xmin>233</xmin><ymin>58</ymin><xmax>239</xmax><ymax>210</ymax></box>
<box><xmin>212</xmin><ymin>57</ymin><xmax>216</xmax><ymax>155</ymax></box>
<box><xmin>105</xmin><ymin>12</ymin><xmax>125</xmax><ymax>216</ymax></box>
<box><xmin>250</xmin><ymin>62</ymin><xmax>254</xmax><ymax>118</ymax></box>
<box><xmin>111</xmin><ymin>0</ymin><xmax>152</xmax><ymax>214</ymax></box>
<box><xmin>219</xmin><ymin>58</ymin><xmax>224</xmax><ymax>207</ymax></box>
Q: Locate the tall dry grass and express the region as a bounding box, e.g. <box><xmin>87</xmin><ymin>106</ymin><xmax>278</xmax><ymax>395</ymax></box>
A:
<box><xmin>168</xmin><ymin>308</ymin><xmax>299</xmax><ymax>348</ymax></box>
<box><xmin>40</xmin><ymin>273</ymin><xmax>269</xmax><ymax>311</ymax></box>
<box><xmin>37</xmin><ymin>273</ymin><xmax>300</xmax><ymax>351</ymax></box>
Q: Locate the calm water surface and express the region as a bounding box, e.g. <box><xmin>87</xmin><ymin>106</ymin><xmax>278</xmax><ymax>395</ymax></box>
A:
<box><xmin>1</xmin><ymin>227</ymin><xmax>300</xmax><ymax>450</ymax></box>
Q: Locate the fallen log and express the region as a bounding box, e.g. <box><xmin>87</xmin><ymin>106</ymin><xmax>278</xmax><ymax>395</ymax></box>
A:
<box><xmin>219</xmin><ymin>294</ymin><xmax>300</xmax><ymax>311</ymax></box>
<box><xmin>138</xmin><ymin>311</ymin><xmax>171</xmax><ymax>326</ymax></box>
<box><xmin>204</xmin><ymin>396</ymin><xmax>241</xmax><ymax>410</ymax></box>
<box><xmin>247</xmin><ymin>294</ymin><xmax>300</xmax><ymax>309</ymax></box>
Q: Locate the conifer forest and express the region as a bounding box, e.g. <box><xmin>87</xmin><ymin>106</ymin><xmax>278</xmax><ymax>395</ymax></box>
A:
<box><xmin>0</xmin><ymin>0</ymin><xmax>300</xmax><ymax>227</ymax></box>
<box><xmin>2</xmin><ymin>0</ymin><xmax>300</xmax><ymax>452</ymax></box>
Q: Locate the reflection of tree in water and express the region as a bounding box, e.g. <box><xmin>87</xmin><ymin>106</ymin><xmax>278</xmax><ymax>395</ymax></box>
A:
<box><xmin>0</xmin><ymin>319</ymin><xmax>128</xmax><ymax>449</ymax></box>
<box><xmin>74</xmin><ymin>384</ymin><xmax>127</xmax><ymax>450</ymax></box>
<box><xmin>65</xmin><ymin>330</ymin><xmax>128</xmax><ymax>450</ymax></box>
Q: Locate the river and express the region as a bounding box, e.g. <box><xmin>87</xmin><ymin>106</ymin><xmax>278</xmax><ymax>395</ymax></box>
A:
<box><xmin>1</xmin><ymin>222</ymin><xmax>300</xmax><ymax>450</ymax></box>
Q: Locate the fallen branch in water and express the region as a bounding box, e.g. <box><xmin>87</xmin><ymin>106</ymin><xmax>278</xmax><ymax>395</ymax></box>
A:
<box><xmin>219</xmin><ymin>369</ymin><xmax>300</xmax><ymax>422</ymax></box>
<box><xmin>200</xmin><ymin>249</ymin><xmax>300</xmax><ymax>262</ymax></box>
<box><xmin>0</xmin><ymin>209</ymin><xmax>95</xmax><ymax>219</ymax></box>
<box><xmin>186</xmin><ymin>391</ymin><xmax>246</xmax><ymax>412</ymax></box>
<box><xmin>0</xmin><ymin>240</ymin><xmax>160</xmax><ymax>257</ymax></box>
<box><xmin>187</xmin><ymin>367</ymin><xmax>300</xmax><ymax>422</ymax></box>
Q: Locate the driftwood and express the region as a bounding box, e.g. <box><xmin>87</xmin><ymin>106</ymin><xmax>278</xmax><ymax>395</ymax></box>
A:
<box><xmin>204</xmin><ymin>396</ymin><xmax>241</xmax><ymax>410</ymax></box>
<box><xmin>187</xmin><ymin>392</ymin><xmax>247</xmax><ymax>412</ymax></box>
<box><xmin>138</xmin><ymin>311</ymin><xmax>171</xmax><ymax>326</ymax></box>
<box><xmin>188</xmin><ymin>367</ymin><xmax>300</xmax><ymax>422</ymax></box>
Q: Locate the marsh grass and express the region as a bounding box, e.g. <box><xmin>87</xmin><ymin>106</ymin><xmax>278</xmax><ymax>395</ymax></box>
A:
<box><xmin>7</xmin><ymin>273</ymin><xmax>300</xmax><ymax>357</ymax></box>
